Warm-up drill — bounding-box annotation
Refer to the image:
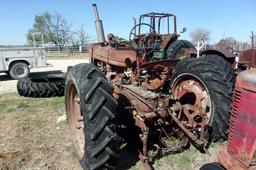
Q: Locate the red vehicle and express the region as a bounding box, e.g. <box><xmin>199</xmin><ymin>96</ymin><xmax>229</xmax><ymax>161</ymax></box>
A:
<box><xmin>201</xmin><ymin>69</ymin><xmax>256</xmax><ymax>170</ymax></box>
<box><xmin>238</xmin><ymin>49</ymin><xmax>256</xmax><ymax>69</ymax></box>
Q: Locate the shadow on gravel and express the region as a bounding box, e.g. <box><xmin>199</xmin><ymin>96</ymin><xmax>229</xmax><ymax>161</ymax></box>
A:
<box><xmin>0</xmin><ymin>70</ymin><xmax>65</xmax><ymax>82</ymax></box>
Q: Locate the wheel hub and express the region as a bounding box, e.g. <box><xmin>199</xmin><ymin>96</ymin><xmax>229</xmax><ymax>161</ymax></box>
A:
<box><xmin>171</xmin><ymin>74</ymin><xmax>212</xmax><ymax>135</ymax></box>
<box><xmin>14</xmin><ymin>66</ymin><xmax>25</xmax><ymax>75</ymax></box>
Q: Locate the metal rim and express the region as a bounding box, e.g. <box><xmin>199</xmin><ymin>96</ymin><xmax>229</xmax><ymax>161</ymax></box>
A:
<box><xmin>13</xmin><ymin>64</ymin><xmax>28</xmax><ymax>78</ymax></box>
<box><xmin>67</xmin><ymin>82</ymin><xmax>85</xmax><ymax>159</ymax></box>
<box><xmin>171</xmin><ymin>73</ymin><xmax>212</xmax><ymax>127</ymax></box>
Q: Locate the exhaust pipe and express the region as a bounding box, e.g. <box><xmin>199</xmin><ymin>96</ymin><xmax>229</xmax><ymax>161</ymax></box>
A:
<box><xmin>92</xmin><ymin>4</ymin><xmax>105</xmax><ymax>43</ymax></box>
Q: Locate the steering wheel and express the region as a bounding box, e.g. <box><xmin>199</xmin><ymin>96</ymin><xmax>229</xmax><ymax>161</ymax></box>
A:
<box><xmin>129</xmin><ymin>23</ymin><xmax>158</xmax><ymax>54</ymax></box>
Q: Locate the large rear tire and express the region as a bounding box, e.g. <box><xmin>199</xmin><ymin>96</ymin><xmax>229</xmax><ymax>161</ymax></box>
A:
<box><xmin>171</xmin><ymin>55</ymin><xmax>236</xmax><ymax>142</ymax></box>
<box><xmin>65</xmin><ymin>63</ymin><xmax>120</xmax><ymax>170</ymax></box>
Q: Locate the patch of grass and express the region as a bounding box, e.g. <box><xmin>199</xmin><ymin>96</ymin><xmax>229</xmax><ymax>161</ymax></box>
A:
<box><xmin>43</xmin><ymin>96</ymin><xmax>64</xmax><ymax>112</ymax></box>
<box><xmin>175</xmin><ymin>147</ymin><xmax>198</xmax><ymax>170</ymax></box>
<box><xmin>0</xmin><ymin>93</ymin><xmax>82</xmax><ymax>170</ymax></box>
<box><xmin>128</xmin><ymin>143</ymin><xmax>220</xmax><ymax>170</ymax></box>
<box><xmin>0</xmin><ymin>94</ymin><xmax>64</xmax><ymax>117</ymax></box>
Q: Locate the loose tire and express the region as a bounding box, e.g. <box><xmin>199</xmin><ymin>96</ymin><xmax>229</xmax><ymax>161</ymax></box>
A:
<box><xmin>171</xmin><ymin>55</ymin><xmax>236</xmax><ymax>142</ymax></box>
<box><xmin>9</xmin><ymin>62</ymin><xmax>30</xmax><ymax>79</ymax></box>
<box><xmin>166</xmin><ymin>40</ymin><xmax>194</xmax><ymax>59</ymax></box>
<box><xmin>65</xmin><ymin>63</ymin><xmax>120</xmax><ymax>170</ymax></box>
<box><xmin>17</xmin><ymin>75</ymin><xmax>65</xmax><ymax>97</ymax></box>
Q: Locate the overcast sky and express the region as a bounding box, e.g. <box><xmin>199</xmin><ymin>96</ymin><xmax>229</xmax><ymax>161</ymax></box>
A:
<box><xmin>0</xmin><ymin>0</ymin><xmax>255</xmax><ymax>45</ymax></box>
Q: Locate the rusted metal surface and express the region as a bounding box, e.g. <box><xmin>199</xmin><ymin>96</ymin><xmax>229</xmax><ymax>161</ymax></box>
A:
<box><xmin>121</xmin><ymin>84</ymin><xmax>171</xmax><ymax>118</ymax></box>
<box><xmin>236</xmin><ymin>69</ymin><xmax>256</xmax><ymax>92</ymax></box>
<box><xmin>89</xmin><ymin>43</ymin><xmax>137</xmax><ymax>67</ymax></box>
<box><xmin>132</xmin><ymin>12</ymin><xmax>180</xmax><ymax>55</ymax></box>
<box><xmin>139</xmin><ymin>59</ymin><xmax>178</xmax><ymax>90</ymax></box>
<box><xmin>170</xmin><ymin>74</ymin><xmax>212</xmax><ymax>148</ymax></box>
<box><xmin>218</xmin><ymin>147</ymin><xmax>254</xmax><ymax>170</ymax></box>
<box><xmin>87</xmin><ymin>4</ymin><xmax>216</xmax><ymax>170</ymax></box>
<box><xmin>171</xmin><ymin>74</ymin><xmax>212</xmax><ymax>123</ymax></box>
<box><xmin>66</xmin><ymin>82</ymin><xmax>84</xmax><ymax>159</ymax></box>
<box><xmin>168</xmin><ymin>105</ymin><xmax>206</xmax><ymax>146</ymax></box>
<box><xmin>239</xmin><ymin>49</ymin><xmax>256</xmax><ymax>68</ymax></box>
<box><xmin>151</xmin><ymin>135</ymin><xmax>189</xmax><ymax>157</ymax></box>
<box><xmin>138</xmin><ymin>12</ymin><xmax>177</xmax><ymax>34</ymax></box>
<box><xmin>139</xmin><ymin>152</ymin><xmax>153</xmax><ymax>170</ymax></box>
<box><xmin>218</xmin><ymin>69</ymin><xmax>256</xmax><ymax>169</ymax></box>
<box><xmin>160</xmin><ymin>35</ymin><xmax>175</xmax><ymax>49</ymax></box>
<box><xmin>121</xmin><ymin>85</ymin><xmax>158</xmax><ymax>114</ymax></box>
<box><xmin>144</xmin><ymin>65</ymin><xmax>169</xmax><ymax>90</ymax></box>
<box><xmin>139</xmin><ymin>59</ymin><xmax>178</xmax><ymax>70</ymax></box>
<box><xmin>118</xmin><ymin>84</ymin><xmax>206</xmax><ymax>168</ymax></box>
<box><xmin>120</xmin><ymin>83</ymin><xmax>209</xmax><ymax>161</ymax></box>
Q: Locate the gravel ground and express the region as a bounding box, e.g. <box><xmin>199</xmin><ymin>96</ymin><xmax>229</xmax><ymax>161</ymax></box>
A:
<box><xmin>0</xmin><ymin>59</ymin><xmax>88</xmax><ymax>96</ymax></box>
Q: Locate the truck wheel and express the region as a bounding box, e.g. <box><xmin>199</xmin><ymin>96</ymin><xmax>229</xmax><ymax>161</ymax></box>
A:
<box><xmin>65</xmin><ymin>63</ymin><xmax>120</xmax><ymax>170</ymax></box>
<box><xmin>171</xmin><ymin>55</ymin><xmax>236</xmax><ymax>142</ymax></box>
<box><xmin>166</xmin><ymin>40</ymin><xmax>194</xmax><ymax>59</ymax></box>
<box><xmin>17</xmin><ymin>75</ymin><xmax>65</xmax><ymax>98</ymax></box>
<box><xmin>9</xmin><ymin>62</ymin><xmax>30</xmax><ymax>79</ymax></box>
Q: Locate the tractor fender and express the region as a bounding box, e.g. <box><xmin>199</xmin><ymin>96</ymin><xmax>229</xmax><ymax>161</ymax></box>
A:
<box><xmin>200</xmin><ymin>49</ymin><xmax>236</xmax><ymax>64</ymax></box>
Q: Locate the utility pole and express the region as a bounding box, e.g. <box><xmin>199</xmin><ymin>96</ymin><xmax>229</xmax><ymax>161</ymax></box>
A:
<box><xmin>251</xmin><ymin>31</ymin><xmax>254</xmax><ymax>49</ymax></box>
<box><xmin>251</xmin><ymin>31</ymin><xmax>255</xmax><ymax>67</ymax></box>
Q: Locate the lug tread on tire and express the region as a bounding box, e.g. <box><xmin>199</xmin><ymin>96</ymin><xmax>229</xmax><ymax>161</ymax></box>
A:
<box><xmin>65</xmin><ymin>63</ymin><xmax>120</xmax><ymax>170</ymax></box>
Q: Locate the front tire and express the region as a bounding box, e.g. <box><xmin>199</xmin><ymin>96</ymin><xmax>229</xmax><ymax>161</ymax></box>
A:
<box><xmin>171</xmin><ymin>55</ymin><xmax>236</xmax><ymax>142</ymax></box>
<box><xmin>65</xmin><ymin>63</ymin><xmax>120</xmax><ymax>170</ymax></box>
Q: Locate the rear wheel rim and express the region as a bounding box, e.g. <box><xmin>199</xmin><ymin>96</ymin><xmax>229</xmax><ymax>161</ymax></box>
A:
<box><xmin>67</xmin><ymin>82</ymin><xmax>85</xmax><ymax>159</ymax></box>
<box><xmin>171</xmin><ymin>73</ymin><xmax>212</xmax><ymax>130</ymax></box>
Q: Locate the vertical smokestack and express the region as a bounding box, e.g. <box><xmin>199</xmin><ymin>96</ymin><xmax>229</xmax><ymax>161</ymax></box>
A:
<box><xmin>92</xmin><ymin>4</ymin><xmax>105</xmax><ymax>43</ymax></box>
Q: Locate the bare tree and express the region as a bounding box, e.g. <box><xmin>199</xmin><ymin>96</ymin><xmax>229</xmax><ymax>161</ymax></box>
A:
<box><xmin>71</xmin><ymin>25</ymin><xmax>94</xmax><ymax>46</ymax></box>
<box><xmin>53</xmin><ymin>14</ymin><xmax>70</xmax><ymax>45</ymax></box>
<box><xmin>190</xmin><ymin>28</ymin><xmax>210</xmax><ymax>44</ymax></box>
<box><xmin>27</xmin><ymin>12</ymin><xmax>73</xmax><ymax>47</ymax></box>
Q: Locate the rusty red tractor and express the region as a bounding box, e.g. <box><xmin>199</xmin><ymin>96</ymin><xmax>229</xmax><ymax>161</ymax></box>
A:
<box><xmin>65</xmin><ymin>4</ymin><xmax>236</xmax><ymax>170</ymax></box>
<box><xmin>200</xmin><ymin>69</ymin><xmax>256</xmax><ymax>170</ymax></box>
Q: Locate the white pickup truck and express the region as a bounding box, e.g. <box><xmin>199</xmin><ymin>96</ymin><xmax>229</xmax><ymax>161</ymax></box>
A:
<box><xmin>0</xmin><ymin>46</ymin><xmax>49</xmax><ymax>79</ymax></box>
